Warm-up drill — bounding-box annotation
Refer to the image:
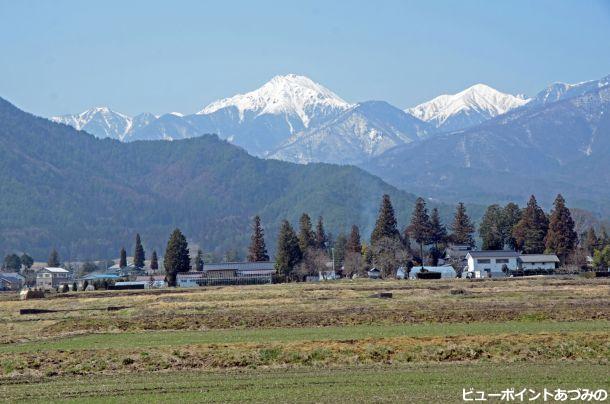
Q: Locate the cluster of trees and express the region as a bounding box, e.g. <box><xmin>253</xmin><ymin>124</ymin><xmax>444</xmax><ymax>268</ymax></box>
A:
<box><xmin>272</xmin><ymin>194</ymin><xmax>477</xmax><ymax>280</ymax></box>
<box><xmin>274</xmin><ymin>214</ymin><xmax>337</xmax><ymax>281</ymax></box>
<box><xmin>117</xmin><ymin>234</ymin><xmax>158</xmax><ymax>270</ymax></box>
<box><xmin>1</xmin><ymin>252</ymin><xmax>33</xmax><ymax>271</ymax></box>
<box><xmin>479</xmin><ymin>195</ymin><xmax>578</xmax><ymax>264</ymax></box>
<box><xmin>2</xmin><ymin>248</ymin><xmax>60</xmax><ymax>272</ymax></box>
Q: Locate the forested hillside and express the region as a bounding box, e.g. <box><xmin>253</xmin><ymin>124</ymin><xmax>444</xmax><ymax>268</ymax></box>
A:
<box><xmin>0</xmin><ymin>97</ymin><xmax>445</xmax><ymax>260</ymax></box>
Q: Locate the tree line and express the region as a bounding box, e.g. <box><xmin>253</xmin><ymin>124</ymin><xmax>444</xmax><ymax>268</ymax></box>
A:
<box><xmin>2</xmin><ymin>193</ymin><xmax>604</xmax><ymax>284</ymax></box>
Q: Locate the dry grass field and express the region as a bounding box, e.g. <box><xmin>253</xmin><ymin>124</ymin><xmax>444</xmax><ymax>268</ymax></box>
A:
<box><xmin>0</xmin><ymin>277</ymin><xmax>608</xmax><ymax>402</ymax></box>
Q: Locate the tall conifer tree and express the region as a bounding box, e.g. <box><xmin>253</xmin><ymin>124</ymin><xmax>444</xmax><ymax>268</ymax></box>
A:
<box><xmin>298</xmin><ymin>213</ymin><xmax>316</xmax><ymax>253</ymax></box>
<box><xmin>512</xmin><ymin>195</ymin><xmax>549</xmax><ymax>254</ymax></box>
<box><xmin>407</xmin><ymin>197</ymin><xmax>432</xmax><ymax>265</ymax></box>
<box><xmin>450</xmin><ymin>203</ymin><xmax>475</xmax><ymax>246</ymax></box>
<box><xmin>429</xmin><ymin>207</ymin><xmax>447</xmax><ymax>249</ymax></box>
<box><xmin>275</xmin><ymin>220</ymin><xmax>302</xmax><ymax>280</ymax></box>
<box><xmin>119</xmin><ymin>247</ymin><xmax>127</xmax><ymax>268</ymax></box>
<box><xmin>502</xmin><ymin>202</ymin><xmax>521</xmax><ymax>250</ymax></box>
<box><xmin>544</xmin><ymin>194</ymin><xmax>577</xmax><ymax>263</ymax></box>
<box><xmin>133</xmin><ymin>233</ymin><xmax>145</xmax><ymax>269</ymax></box>
<box><xmin>371</xmin><ymin>194</ymin><xmax>400</xmax><ymax>245</ymax></box>
<box><xmin>315</xmin><ymin>216</ymin><xmax>327</xmax><ymax>249</ymax></box>
<box><xmin>150</xmin><ymin>250</ymin><xmax>159</xmax><ymax>270</ymax></box>
<box><xmin>347</xmin><ymin>225</ymin><xmax>362</xmax><ymax>254</ymax></box>
<box><xmin>164</xmin><ymin>228</ymin><xmax>191</xmax><ymax>286</ymax></box>
<box><xmin>248</xmin><ymin>215</ymin><xmax>269</xmax><ymax>262</ymax></box>
<box><xmin>479</xmin><ymin>204</ymin><xmax>504</xmax><ymax>250</ymax></box>
<box><xmin>48</xmin><ymin>248</ymin><xmax>61</xmax><ymax>267</ymax></box>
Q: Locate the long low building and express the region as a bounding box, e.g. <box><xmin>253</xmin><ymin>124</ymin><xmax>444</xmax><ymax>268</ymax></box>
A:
<box><xmin>464</xmin><ymin>251</ymin><xmax>560</xmax><ymax>278</ymax></box>
<box><xmin>177</xmin><ymin>262</ymin><xmax>275</xmax><ymax>287</ymax></box>
<box><xmin>518</xmin><ymin>254</ymin><xmax>560</xmax><ymax>271</ymax></box>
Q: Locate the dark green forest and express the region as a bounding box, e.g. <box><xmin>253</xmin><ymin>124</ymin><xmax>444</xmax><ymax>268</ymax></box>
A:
<box><xmin>0</xmin><ymin>97</ymin><xmax>464</xmax><ymax>260</ymax></box>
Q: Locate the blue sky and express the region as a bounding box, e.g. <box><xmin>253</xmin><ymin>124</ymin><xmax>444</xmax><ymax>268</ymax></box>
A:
<box><xmin>1</xmin><ymin>0</ymin><xmax>609</xmax><ymax>116</ymax></box>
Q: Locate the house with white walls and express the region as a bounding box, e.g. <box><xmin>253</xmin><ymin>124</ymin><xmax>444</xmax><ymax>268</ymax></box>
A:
<box><xmin>464</xmin><ymin>251</ymin><xmax>519</xmax><ymax>278</ymax></box>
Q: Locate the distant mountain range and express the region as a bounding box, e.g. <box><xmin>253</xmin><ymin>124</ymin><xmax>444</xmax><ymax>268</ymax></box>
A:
<box><xmin>50</xmin><ymin>73</ymin><xmax>610</xmax><ymax>217</ymax></box>
<box><xmin>364</xmin><ymin>81</ymin><xmax>610</xmax><ymax>214</ymax></box>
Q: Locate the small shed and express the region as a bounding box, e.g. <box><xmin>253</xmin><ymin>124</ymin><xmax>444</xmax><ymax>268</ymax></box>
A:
<box><xmin>409</xmin><ymin>266</ymin><xmax>456</xmax><ymax>279</ymax></box>
<box><xmin>367</xmin><ymin>267</ymin><xmax>381</xmax><ymax>279</ymax></box>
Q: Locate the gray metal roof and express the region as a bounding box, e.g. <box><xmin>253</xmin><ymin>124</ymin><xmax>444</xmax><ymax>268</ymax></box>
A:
<box><xmin>519</xmin><ymin>254</ymin><xmax>560</xmax><ymax>263</ymax></box>
<box><xmin>467</xmin><ymin>251</ymin><xmax>519</xmax><ymax>258</ymax></box>
<box><xmin>203</xmin><ymin>262</ymin><xmax>275</xmax><ymax>271</ymax></box>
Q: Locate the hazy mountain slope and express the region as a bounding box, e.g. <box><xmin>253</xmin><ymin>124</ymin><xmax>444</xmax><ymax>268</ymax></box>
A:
<box><xmin>0</xmin><ymin>97</ymin><xmax>441</xmax><ymax>260</ymax></box>
<box><xmin>269</xmin><ymin>101</ymin><xmax>431</xmax><ymax>164</ymax></box>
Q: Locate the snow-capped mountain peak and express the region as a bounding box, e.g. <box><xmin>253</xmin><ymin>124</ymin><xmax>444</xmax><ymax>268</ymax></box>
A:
<box><xmin>197</xmin><ymin>74</ymin><xmax>352</xmax><ymax>128</ymax></box>
<box><xmin>52</xmin><ymin>107</ymin><xmax>135</xmax><ymax>141</ymax></box>
<box><xmin>406</xmin><ymin>83</ymin><xmax>530</xmax><ymax>131</ymax></box>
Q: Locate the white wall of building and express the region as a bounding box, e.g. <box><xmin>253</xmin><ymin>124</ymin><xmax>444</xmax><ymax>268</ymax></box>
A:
<box><xmin>466</xmin><ymin>255</ymin><xmax>518</xmax><ymax>277</ymax></box>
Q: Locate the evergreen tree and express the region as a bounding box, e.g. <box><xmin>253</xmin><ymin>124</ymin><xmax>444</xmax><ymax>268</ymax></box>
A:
<box><xmin>450</xmin><ymin>203</ymin><xmax>475</xmax><ymax>247</ymax></box>
<box><xmin>150</xmin><ymin>250</ymin><xmax>159</xmax><ymax>270</ymax></box>
<box><xmin>501</xmin><ymin>202</ymin><xmax>522</xmax><ymax>250</ymax></box>
<box><xmin>247</xmin><ymin>215</ymin><xmax>269</xmax><ymax>262</ymax></box>
<box><xmin>407</xmin><ymin>197</ymin><xmax>432</xmax><ymax>266</ymax></box>
<box><xmin>274</xmin><ymin>220</ymin><xmax>302</xmax><ymax>280</ymax></box>
<box><xmin>164</xmin><ymin>228</ymin><xmax>191</xmax><ymax>286</ymax></box>
<box><xmin>371</xmin><ymin>194</ymin><xmax>400</xmax><ymax>245</ymax></box>
<box><xmin>347</xmin><ymin>225</ymin><xmax>362</xmax><ymax>254</ymax></box>
<box><xmin>2</xmin><ymin>254</ymin><xmax>21</xmax><ymax>271</ymax></box>
<box><xmin>48</xmin><ymin>248</ymin><xmax>61</xmax><ymax>267</ymax></box>
<box><xmin>194</xmin><ymin>249</ymin><xmax>204</xmax><ymax>271</ymax></box>
<box><xmin>429</xmin><ymin>207</ymin><xmax>447</xmax><ymax>249</ymax></box>
<box><xmin>298</xmin><ymin>213</ymin><xmax>316</xmax><ymax>253</ymax></box>
<box><xmin>584</xmin><ymin>227</ymin><xmax>598</xmax><ymax>255</ymax></box>
<box><xmin>119</xmin><ymin>247</ymin><xmax>127</xmax><ymax>268</ymax></box>
<box><xmin>20</xmin><ymin>253</ymin><xmax>33</xmax><ymax>269</ymax></box>
<box><xmin>315</xmin><ymin>216</ymin><xmax>327</xmax><ymax>249</ymax></box>
<box><xmin>544</xmin><ymin>194</ymin><xmax>577</xmax><ymax>264</ymax></box>
<box><xmin>512</xmin><ymin>195</ymin><xmax>549</xmax><ymax>254</ymax></box>
<box><xmin>133</xmin><ymin>233</ymin><xmax>145</xmax><ymax>269</ymax></box>
<box><xmin>479</xmin><ymin>204</ymin><xmax>505</xmax><ymax>250</ymax></box>
<box><xmin>333</xmin><ymin>233</ymin><xmax>347</xmax><ymax>268</ymax></box>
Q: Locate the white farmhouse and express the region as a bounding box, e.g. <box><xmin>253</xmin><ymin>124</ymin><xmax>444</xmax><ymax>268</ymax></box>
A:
<box><xmin>518</xmin><ymin>254</ymin><xmax>559</xmax><ymax>271</ymax></box>
<box><xmin>465</xmin><ymin>251</ymin><xmax>519</xmax><ymax>278</ymax></box>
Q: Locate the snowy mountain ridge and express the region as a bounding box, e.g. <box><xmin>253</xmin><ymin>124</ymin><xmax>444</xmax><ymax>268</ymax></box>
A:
<box><xmin>406</xmin><ymin>83</ymin><xmax>530</xmax><ymax>132</ymax></box>
<box><xmin>50</xmin><ymin>73</ymin><xmax>609</xmax><ymax>164</ymax></box>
